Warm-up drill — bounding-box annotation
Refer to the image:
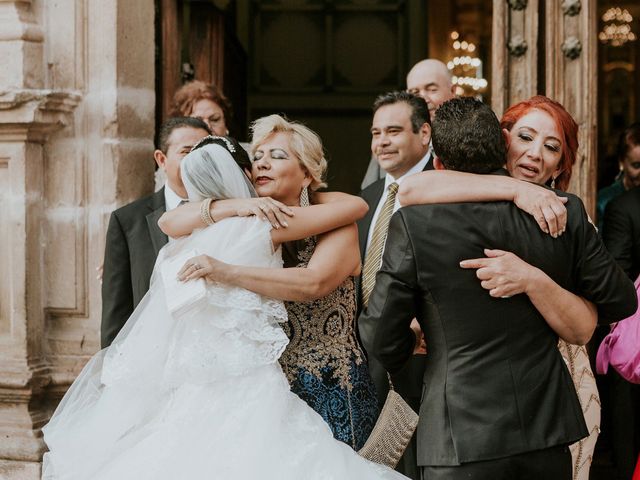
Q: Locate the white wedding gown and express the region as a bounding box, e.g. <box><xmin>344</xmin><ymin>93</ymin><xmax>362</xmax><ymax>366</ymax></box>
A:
<box><xmin>42</xmin><ymin>216</ymin><xmax>406</xmax><ymax>480</ymax></box>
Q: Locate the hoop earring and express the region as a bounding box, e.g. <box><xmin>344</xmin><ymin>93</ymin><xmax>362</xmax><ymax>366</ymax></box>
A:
<box><xmin>300</xmin><ymin>186</ymin><xmax>310</xmax><ymax>207</ymax></box>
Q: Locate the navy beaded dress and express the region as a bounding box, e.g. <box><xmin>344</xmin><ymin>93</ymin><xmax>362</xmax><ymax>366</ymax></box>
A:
<box><xmin>280</xmin><ymin>237</ymin><xmax>379</xmax><ymax>450</ymax></box>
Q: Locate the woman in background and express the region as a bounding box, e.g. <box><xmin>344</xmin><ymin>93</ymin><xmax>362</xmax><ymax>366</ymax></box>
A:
<box><xmin>597</xmin><ymin>123</ymin><xmax>640</xmax><ymax>229</ymax></box>
<box><xmin>170</xmin><ymin>80</ymin><xmax>232</xmax><ymax>136</ymax></box>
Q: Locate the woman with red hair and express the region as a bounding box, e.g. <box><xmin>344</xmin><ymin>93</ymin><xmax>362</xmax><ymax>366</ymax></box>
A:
<box><xmin>400</xmin><ymin>95</ymin><xmax>599</xmax><ymax>480</ymax></box>
<box><xmin>499</xmin><ymin>95</ymin><xmax>578</xmax><ymax>191</ymax></box>
<box><xmin>170</xmin><ymin>80</ymin><xmax>233</xmax><ymax>137</ymax></box>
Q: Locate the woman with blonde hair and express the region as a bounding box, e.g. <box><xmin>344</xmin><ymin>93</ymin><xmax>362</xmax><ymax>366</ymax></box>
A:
<box><xmin>42</xmin><ymin>137</ymin><xmax>406</xmax><ymax>479</ymax></box>
<box><xmin>160</xmin><ymin>115</ymin><xmax>380</xmax><ymax>451</ymax></box>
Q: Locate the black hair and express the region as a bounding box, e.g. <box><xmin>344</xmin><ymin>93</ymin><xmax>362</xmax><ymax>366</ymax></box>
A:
<box><xmin>191</xmin><ymin>135</ymin><xmax>252</xmax><ymax>173</ymax></box>
<box><xmin>432</xmin><ymin>97</ymin><xmax>505</xmax><ymax>173</ymax></box>
<box><xmin>372</xmin><ymin>91</ymin><xmax>431</xmax><ymax>133</ymax></box>
<box><xmin>617</xmin><ymin>122</ymin><xmax>640</xmax><ymax>162</ymax></box>
<box><xmin>156</xmin><ymin>117</ymin><xmax>211</xmax><ymax>153</ymax></box>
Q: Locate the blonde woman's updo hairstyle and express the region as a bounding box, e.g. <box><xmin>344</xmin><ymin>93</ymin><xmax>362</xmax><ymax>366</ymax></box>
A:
<box><xmin>250</xmin><ymin>114</ymin><xmax>328</xmax><ymax>191</ymax></box>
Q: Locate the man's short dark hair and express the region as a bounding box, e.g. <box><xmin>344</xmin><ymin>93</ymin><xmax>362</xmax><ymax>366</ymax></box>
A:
<box><xmin>372</xmin><ymin>91</ymin><xmax>431</xmax><ymax>133</ymax></box>
<box><xmin>156</xmin><ymin>117</ymin><xmax>211</xmax><ymax>153</ymax></box>
<box><xmin>432</xmin><ymin>97</ymin><xmax>505</xmax><ymax>173</ymax></box>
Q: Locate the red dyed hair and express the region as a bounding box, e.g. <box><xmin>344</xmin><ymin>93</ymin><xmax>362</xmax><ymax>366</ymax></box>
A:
<box><xmin>170</xmin><ymin>80</ymin><xmax>232</xmax><ymax>123</ymax></box>
<box><xmin>500</xmin><ymin>95</ymin><xmax>578</xmax><ymax>191</ymax></box>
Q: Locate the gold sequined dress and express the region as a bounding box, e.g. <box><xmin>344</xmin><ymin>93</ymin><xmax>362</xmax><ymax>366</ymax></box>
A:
<box><xmin>280</xmin><ymin>237</ymin><xmax>379</xmax><ymax>450</ymax></box>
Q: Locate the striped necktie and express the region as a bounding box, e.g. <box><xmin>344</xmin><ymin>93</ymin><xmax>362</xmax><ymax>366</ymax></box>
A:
<box><xmin>361</xmin><ymin>182</ymin><xmax>399</xmax><ymax>307</ymax></box>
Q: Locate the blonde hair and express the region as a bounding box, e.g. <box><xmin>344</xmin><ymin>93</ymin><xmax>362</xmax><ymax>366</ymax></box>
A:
<box><xmin>250</xmin><ymin>114</ymin><xmax>328</xmax><ymax>190</ymax></box>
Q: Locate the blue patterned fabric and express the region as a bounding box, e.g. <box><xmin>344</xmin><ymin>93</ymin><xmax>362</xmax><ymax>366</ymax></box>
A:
<box><xmin>280</xmin><ymin>237</ymin><xmax>379</xmax><ymax>450</ymax></box>
<box><xmin>288</xmin><ymin>360</ymin><xmax>379</xmax><ymax>450</ymax></box>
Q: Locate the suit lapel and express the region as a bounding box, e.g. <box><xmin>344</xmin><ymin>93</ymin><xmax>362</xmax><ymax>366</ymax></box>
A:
<box><xmin>145</xmin><ymin>188</ymin><xmax>168</xmax><ymax>256</ymax></box>
<box><xmin>358</xmin><ymin>179</ymin><xmax>385</xmax><ymax>262</ymax></box>
<box><xmin>358</xmin><ymin>152</ymin><xmax>432</xmax><ymax>260</ymax></box>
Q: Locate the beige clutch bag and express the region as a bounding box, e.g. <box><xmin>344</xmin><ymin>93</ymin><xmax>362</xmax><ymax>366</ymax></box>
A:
<box><xmin>358</xmin><ymin>388</ymin><xmax>419</xmax><ymax>468</ymax></box>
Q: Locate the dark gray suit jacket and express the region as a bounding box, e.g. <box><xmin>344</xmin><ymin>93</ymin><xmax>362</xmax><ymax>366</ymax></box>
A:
<box><xmin>101</xmin><ymin>188</ymin><xmax>168</xmax><ymax>347</ymax></box>
<box><xmin>360</xmin><ymin>190</ymin><xmax>637</xmax><ymax>466</ymax></box>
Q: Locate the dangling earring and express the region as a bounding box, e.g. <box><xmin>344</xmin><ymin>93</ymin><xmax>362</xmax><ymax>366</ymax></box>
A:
<box><xmin>299</xmin><ymin>185</ymin><xmax>310</xmax><ymax>207</ymax></box>
<box><xmin>551</xmin><ymin>176</ymin><xmax>557</xmax><ymax>189</ymax></box>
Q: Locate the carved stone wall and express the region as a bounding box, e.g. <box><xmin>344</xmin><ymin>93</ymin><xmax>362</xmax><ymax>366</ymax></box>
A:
<box><xmin>0</xmin><ymin>1</ymin><xmax>155</xmax><ymax>478</ymax></box>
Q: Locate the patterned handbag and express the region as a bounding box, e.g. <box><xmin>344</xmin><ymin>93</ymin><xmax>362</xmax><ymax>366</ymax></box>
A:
<box><xmin>358</xmin><ymin>385</ymin><xmax>419</xmax><ymax>468</ymax></box>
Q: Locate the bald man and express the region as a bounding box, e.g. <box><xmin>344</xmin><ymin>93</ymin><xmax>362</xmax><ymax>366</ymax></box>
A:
<box><xmin>360</xmin><ymin>59</ymin><xmax>456</xmax><ymax>188</ymax></box>
<box><xmin>406</xmin><ymin>59</ymin><xmax>457</xmax><ymax>121</ymax></box>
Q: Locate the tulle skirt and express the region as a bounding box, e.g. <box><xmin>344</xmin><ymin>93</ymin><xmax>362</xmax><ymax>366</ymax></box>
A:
<box><xmin>42</xmin><ymin>217</ymin><xmax>405</xmax><ymax>480</ymax></box>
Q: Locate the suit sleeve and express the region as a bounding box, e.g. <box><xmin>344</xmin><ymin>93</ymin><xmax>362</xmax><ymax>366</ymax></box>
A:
<box><xmin>358</xmin><ymin>211</ymin><xmax>419</xmax><ymax>374</ymax></box>
<box><xmin>573</xmin><ymin>200</ymin><xmax>637</xmax><ymax>323</ymax></box>
<box><xmin>602</xmin><ymin>198</ymin><xmax>635</xmax><ymax>279</ymax></box>
<box><xmin>101</xmin><ymin>212</ymin><xmax>133</xmax><ymax>348</ymax></box>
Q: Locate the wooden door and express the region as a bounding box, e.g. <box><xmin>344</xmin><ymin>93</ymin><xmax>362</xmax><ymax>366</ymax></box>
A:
<box><xmin>244</xmin><ymin>0</ymin><xmax>428</xmax><ymax>194</ymax></box>
<box><xmin>157</xmin><ymin>0</ymin><xmax>248</xmax><ymax>139</ymax></box>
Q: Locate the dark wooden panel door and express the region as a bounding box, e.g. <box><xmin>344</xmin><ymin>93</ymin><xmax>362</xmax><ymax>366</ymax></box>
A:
<box><xmin>157</xmin><ymin>0</ymin><xmax>247</xmax><ymax>140</ymax></box>
<box><xmin>247</xmin><ymin>0</ymin><xmax>428</xmax><ymax>194</ymax></box>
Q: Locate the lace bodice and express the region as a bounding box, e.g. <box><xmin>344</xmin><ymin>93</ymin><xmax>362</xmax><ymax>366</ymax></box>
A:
<box><xmin>101</xmin><ymin>216</ymin><xmax>288</xmax><ymax>388</ymax></box>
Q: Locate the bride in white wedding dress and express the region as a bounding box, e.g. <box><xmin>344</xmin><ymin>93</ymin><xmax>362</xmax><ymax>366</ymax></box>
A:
<box><xmin>42</xmin><ymin>139</ymin><xmax>406</xmax><ymax>480</ymax></box>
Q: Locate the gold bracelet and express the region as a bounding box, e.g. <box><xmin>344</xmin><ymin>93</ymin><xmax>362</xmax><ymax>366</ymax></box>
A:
<box><xmin>200</xmin><ymin>198</ymin><xmax>215</xmax><ymax>226</ymax></box>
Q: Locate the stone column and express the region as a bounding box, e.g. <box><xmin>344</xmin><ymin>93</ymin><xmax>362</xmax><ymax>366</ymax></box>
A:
<box><xmin>0</xmin><ymin>1</ymin><xmax>156</xmax><ymax>478</ymax></box>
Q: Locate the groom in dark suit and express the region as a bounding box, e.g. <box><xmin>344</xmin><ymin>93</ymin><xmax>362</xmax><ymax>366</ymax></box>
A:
<box><xmin>357</xmin><ymin>91</ymin><xmax>432</xmax><ymax>479</ymax></box>
<box><xmin>101</xmin><ymin>117</ymin><xmax>210</xmax><ymax>347</ymax></box>
<box><xmin>360</xmin><ymin>97</ymin><xmax>638</xmax><ymax>479</ymax></box>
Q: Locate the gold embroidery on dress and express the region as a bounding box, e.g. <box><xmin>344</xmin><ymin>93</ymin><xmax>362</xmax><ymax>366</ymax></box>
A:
<box><xmin>558</xmin><ymin>340</ymin><xmax>601</xmax><ymax>480</ymax></box>
<box><xmin>279</xmin><ymin>237</ymin><xmax>364</xmax><ymax>391</ymax></box>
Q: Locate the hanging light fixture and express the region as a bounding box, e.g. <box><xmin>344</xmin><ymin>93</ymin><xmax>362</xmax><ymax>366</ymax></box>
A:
<box><xmin>599</xmin><ymin>7</ymin><xmax>636</xmax><ymax>47</ymax></box>
<box><xmin>447</xmin><ymin>31</ymin><xmax>488</xmax><ymax>95</ymax></box>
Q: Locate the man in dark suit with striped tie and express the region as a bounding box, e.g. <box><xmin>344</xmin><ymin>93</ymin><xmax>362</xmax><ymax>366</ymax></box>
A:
<box><xmin>101</xmin><ymin>117</ymin><xmax>210</xmax><ymax>347</ymax></box>
<box><xmin>357</xmin><ymin>91</ymin><xmax>432</xmax><ymax>479</ymax></box>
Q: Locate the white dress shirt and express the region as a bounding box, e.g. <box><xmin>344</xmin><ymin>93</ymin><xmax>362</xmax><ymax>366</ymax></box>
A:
<box><xmin>365</xmin><ymin>151</ymin><xmax>431</xmax><ymax>252</ymax></box>
<box><xmin>164</xmin><ymin>184</ymin><xmax>188</xmax><ymax>212</ymax></box>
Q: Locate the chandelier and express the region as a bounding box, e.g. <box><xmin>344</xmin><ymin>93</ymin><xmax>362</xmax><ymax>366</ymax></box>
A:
<box><xmin>447</xmin><ymin>31</ymin><xmax>488</xmax><ymax>94</ymax></box>
<box><xmin>599</xmin><ymin>8</ymin><xmax>636</xmax><ymax>47</ymax></box>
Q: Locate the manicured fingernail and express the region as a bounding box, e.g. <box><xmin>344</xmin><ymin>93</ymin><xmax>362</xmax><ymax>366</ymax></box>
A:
<box><xmin>283</xmin><ymin>222</ymin><xmax>288</xmax><ymax>227</ymax></box>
